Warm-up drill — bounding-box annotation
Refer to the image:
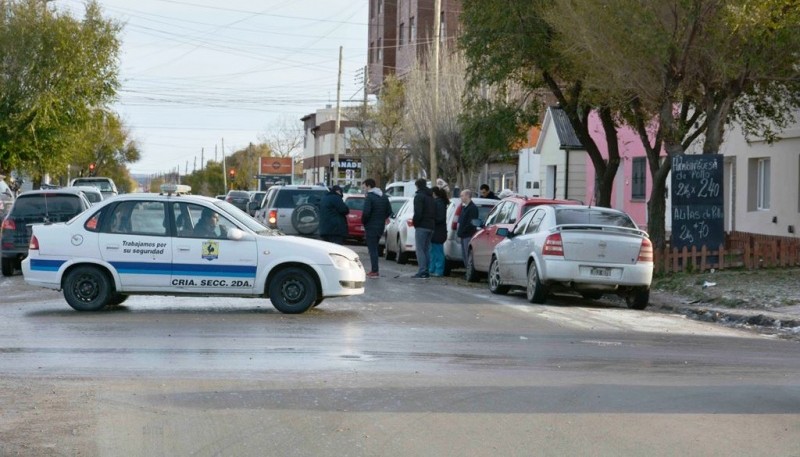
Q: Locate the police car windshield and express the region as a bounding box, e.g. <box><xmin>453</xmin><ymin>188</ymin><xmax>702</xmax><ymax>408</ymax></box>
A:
<box><xmin>212</xmin><ymin>200</ymin><xmax>275</xmax><ymax>234</ymax></box>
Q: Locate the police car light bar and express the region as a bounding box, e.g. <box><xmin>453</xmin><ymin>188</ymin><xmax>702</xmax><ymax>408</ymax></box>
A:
<box><xmin>160</xmin><ymin>184</ymin><xmax>192</xmax><ymax>195</ymax></box>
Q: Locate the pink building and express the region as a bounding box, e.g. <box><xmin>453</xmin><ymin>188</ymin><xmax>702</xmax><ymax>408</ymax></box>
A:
<box><xmin>583</xmin><ymin>112</ymin><xmax>667</xmax><ymax>229</ymax></box>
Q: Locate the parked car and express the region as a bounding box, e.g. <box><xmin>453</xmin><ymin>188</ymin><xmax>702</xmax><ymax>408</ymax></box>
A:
<box><xmin>246</xmin><ymin>191</ymin><xmax>267</xmax><ymax>217</ymax></box>
<box><xmin>443</xmin><ymin>197</ymin><xmax>501</xmax><ymax>274</ymax></box>
<box><xmin>1</xmin><ymin>188</ymin><xmax>91</xmax><ymax>276</ymax></box>
<box><xmin>225</xmin><ymin>190</ymin><xmax>251</xmax><ymax>213</ymax></box>
<box><xmin>21</xmin><ymin>184</ymin><xmax>365</xmax><ymax>314</ymax></box>
<box><xmin>260</xmin><ymin>185</ymin><xmax>328</xmax><ymax>236</ymax></box>
<box><xmin>215</xmin><ymin>195</ymin><xmax>226</xmax><ymax>200</ymax></box>
<box><xmin>379</xmin><ymin>196</ymin><xmax>410</xmax><ymax>255</ymax></box>
<box><xmin>488</xmin><ymin>205</ymin><xmax>653</xmax><ymax>309</ymax></box>
<box><xmin>384</xmin><ymin>180</ymin><xmax>430</xmax><ymax>198</ymax></box>
<box><xmin>466</xmin><ymin>195</ymin><xmax>579</xmax><ymax>282</ymax></box>
<box><xmin>342</xmin><ymin>194</ymin><xmax>366</xmax><ymax>242</ymax></box>
<box><xmin>255</xmin><ymin>185</ymin><xmax>282</xmax><ymax>224</ymax></box>
<box><xmin>72</xmin><ymin>186</ymin><xmax>104</xmax><ymax>206</ymax></box>
<box><xmin>383</xmin><ymin>199</ymin><xmax>417</xmax><ymax>264</ymax></box>
<box><xmin>69</xmin><ymin>177</ymin><xmax>118</xmax><ymax>200</ymax></box>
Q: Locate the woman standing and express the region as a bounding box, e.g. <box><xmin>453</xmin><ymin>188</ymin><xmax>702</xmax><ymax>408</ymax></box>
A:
<box><xmin>429</xmin><ymin>186</ymin><xmax>448</xmax><ymax>277</ymax></box>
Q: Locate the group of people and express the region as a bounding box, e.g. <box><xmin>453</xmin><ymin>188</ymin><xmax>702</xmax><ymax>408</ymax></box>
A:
<box><xmin>317</xmin><ymin>177</ymin><xmax>504</xmax><ymax>280</ymax></box>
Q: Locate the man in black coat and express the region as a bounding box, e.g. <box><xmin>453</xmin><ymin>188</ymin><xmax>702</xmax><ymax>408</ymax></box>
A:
<box><xmin>457</xmin><ymin>189</ymin><xmax>480</xmax><ymax>269</ymax></box>
<box><xmin>412</xmin><ymin>178</ymin><xmax>436</xmax><ymax>278</ymax></box>
<box><xmin>319</xmin><ymin>185</ymin><xmax>349</xmax><ymax>244</ymax></box>
<box><xmin>361</xmin><ymin>178</ymin><xmax>392</xmax><ymax>278</ymax></box>
<box><xmin>479</xmin><ymin>183</ymin><xmax>499</xmax><ymax>200</ymax></box>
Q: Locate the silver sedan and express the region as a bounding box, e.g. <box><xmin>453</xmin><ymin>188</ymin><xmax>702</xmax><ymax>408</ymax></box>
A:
<box><xmin>489</xmin><ymin>205</ymin><xmax>654</xmax><ymax>309</ymax></box>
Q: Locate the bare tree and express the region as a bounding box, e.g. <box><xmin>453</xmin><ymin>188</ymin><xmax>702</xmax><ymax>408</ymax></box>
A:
<box><xmin>403</xmin><ymin>46</ymin><xmax>472</xmax><ymax>187</ymax></box>
<box><xmin>347</xmin><ymin>75</ymin><xmax>407</xmax><ymax>188</ymax></box>
<box><xmin>259</xmin><ymin>115</ymin><xmax>304</xmax><ymax>158</ymax></box>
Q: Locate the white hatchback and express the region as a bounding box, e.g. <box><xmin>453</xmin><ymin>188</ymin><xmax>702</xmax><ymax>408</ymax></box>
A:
<box><xmin>22</xmin><ymin>186</ymin><xmax>365</xmax><ymax>314</ymax></box>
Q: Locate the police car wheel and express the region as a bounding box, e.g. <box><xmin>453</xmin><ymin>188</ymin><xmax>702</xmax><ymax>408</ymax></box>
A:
<box><xmin>269</xmin><ymin>267</ymin><xmax>317</xmax><ymax>314</ymax></box>
<box><xmin>63</xmin><ymin>266</ymin><xmax>112</xmax><ymax>312</ymax></box>
<box><xmin>108</xmin><ymin>293</ymin><xmax>130</xmax><ymax>306</ymax></box>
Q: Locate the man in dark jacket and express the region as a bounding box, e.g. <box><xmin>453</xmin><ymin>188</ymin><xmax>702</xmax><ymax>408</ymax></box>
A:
<box><xmin>319</xmin><ymin>185</ymin><xmax>349</xmax><ymax>244</ymax></box>
<box><xmin>457</xmin><ymin>189</ymin><xmax>479</xmax><ymax>269</ymax></box>
<box><xmin>361</xmin><ymin>178</ymin><xmax>392</xmax><ymax>278</ymax></box>
<box><xmin>479</xmin><ymin>183</ymin><xmax>499</xmax><ymax>200</ymax></box>
<box><xmin>412</xmin><ymin>178</ymin><xmax>435</xmax><ymax>278</ymax></box>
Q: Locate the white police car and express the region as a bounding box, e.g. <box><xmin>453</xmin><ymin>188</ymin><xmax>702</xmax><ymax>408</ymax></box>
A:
<box><xmin>21</xmin><ymin>185</ymin><xmax>365</xmax><ymax>314</ymax></box>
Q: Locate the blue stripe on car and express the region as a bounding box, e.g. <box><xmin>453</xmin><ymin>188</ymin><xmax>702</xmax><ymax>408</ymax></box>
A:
<box><xmin>30</xmin><ymin>259</ymin><xmax>67</xmax><ymax>271</ymax></box>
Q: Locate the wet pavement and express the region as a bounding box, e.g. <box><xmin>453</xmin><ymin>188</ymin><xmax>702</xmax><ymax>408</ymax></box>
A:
<box><xmin>0</xmin><ymin>245</ymin><xmax>799</xmax><ymax>456</ymax></box>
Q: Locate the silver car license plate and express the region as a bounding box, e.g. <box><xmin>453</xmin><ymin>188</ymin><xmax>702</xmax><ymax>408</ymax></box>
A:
<box><xmin>590</xmin><ymin>267</ymin><xmax>611</xmax><ymax>277</ymax></box>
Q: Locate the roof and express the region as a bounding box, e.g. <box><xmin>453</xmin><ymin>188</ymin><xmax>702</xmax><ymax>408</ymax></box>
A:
<box><xmin>549</xmin><ymin>107</ymin><xmax>584</xmax><ymax>150</ymax></box>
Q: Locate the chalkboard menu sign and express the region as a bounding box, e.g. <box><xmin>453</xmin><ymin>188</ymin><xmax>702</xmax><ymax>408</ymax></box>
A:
<box><xmin>671</xmin><ymin>154</ymin><xmax>724</xmax><ymax>250</ymax></box>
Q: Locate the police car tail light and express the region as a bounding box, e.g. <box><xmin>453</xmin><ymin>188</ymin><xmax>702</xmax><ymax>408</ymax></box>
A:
<box><xmin>1</xmin><ymin>218</ymin><xmax>15</xmax><ymax>231</ymax></box>
<box><xmin>451</xmin><ymin>206</ymin><xmax>462</xmax><ymax>230</ymax></box>
<box><xmin>637</xmin><ymin>238</ymin><xmax>653</xmax><ymax>263</ymax></box>
<box><xmin>29</xmin><ymin>235</ymin><xmax>39</xmax><ymax>250</ymax></box>
<box><xmin>268</xmin><ymin>209</ymin><xmax>278</xmax><ymax>226</ymax></box>
<box><xmin>542</xmin><ymin>233</ymin><xmax>564</xmax><ymax>257</ymax></box>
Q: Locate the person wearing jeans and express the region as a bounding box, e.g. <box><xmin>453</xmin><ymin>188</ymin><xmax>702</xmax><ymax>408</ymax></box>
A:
<box><xmin>412</xmin><ymin>178</ymin><xmax>435</xmax><ymax>278</ymax></box>
<box><xmin>428</xmin><ymin>186</ymin><xmax>448</xmax><ymax>276</ymax></box>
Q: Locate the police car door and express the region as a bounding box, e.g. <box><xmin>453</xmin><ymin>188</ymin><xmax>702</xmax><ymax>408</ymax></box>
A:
<box><xmin>170</xmin><ymin>202</ymin><xmax>257</xmax><ymax>294</ymax></box>
<box><xmin>99</xmin><ymin>200</ymin><xmax>173</xmax><ymax>290</ymax></box>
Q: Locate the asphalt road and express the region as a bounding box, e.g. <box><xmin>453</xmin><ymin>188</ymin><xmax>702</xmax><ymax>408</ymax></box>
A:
<box><xmin>0</xmin><ymin>245</ymin><xmax>798</xmax><ymax>456</ymax></box>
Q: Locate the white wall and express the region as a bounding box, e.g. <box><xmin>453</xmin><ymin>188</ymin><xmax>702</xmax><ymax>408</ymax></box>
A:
<box><xmin>518</xmin><ymin>147</ymin><xmax>541</xmax><ymax>197</ymax></box>
<box><xmin>719</xmin><ymin>120</ymin><xmax>800</xmax><ymax>237</ymax></box>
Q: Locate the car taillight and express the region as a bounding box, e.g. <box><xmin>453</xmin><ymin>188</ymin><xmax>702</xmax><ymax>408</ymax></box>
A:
<box><xmin>29</xmin><ymin>235</ymin><xmax>39</xmax><ymax>250</ymax></box>
<box><xmin>406</xmin><ymin>219</ymin><xmax>414</xmax><ymax>227</ymax></box>
<box><xmin>268</xmin><ymin>209</ymin><xmax>278</xmax><ymax>226</ymax></box>
<box><xmin>638</xmin><ymin>238</ymin><xmax>653</xmax><ymax>262</ymax></box>
<box><xmin>1</xmin><ymin>218</ymin><xmax>15</xmax><ymax>231</ymax></box>
<box><xmin>451</xmin><ymin>206</ymin><xmax>462</xmax><ymax>230</ymax></box>
<box><xmin>226</xmin><ymin>196</ymin><xmax>233</xmax><ymax>202</ymax></box>
<box><xmin>542</xmin><ymin>233</ymin><xmax>564</xmax><ymax>257</ymax></box>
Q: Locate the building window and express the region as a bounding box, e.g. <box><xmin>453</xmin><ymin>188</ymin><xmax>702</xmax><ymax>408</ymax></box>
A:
<box><xmin>631</xmin><ymin>157</ymin><xmax>646</xmax><ymax>200</ymax></box>
<box><xmin>399</xmin><ymin>22</ymin><xmax>405</xmax><ymax>46</ymax></box>
<box><xmin>409</xmin><ymin>17</ymin><xmax>415</xmax><ymax>43</ymax></box>
<box><xmin>378</xmin><ymin>0</ymin><xmax>382</xmax><ymax>15</ymax></box>
<box><xmin>757</xmin><ymin>158</ymin><xmax>770</xmax><ymax>210</ymax></box>
<box><xmin>377</xmin><ymin>38</ymin><xmax>382</xmax><ymax>61</ymax></box>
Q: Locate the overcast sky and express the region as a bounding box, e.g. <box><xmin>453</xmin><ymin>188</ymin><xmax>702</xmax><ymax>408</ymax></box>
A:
<box><xmin>59</xmin><ymin>0</ymin><xmax>369</xmax><ymax>176</ymax></box>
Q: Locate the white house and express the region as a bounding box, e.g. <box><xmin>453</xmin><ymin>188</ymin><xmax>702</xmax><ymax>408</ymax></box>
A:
<box><xmin>535</xmin><ymin>106</ymin><xmax>586</xmax><ymax>201</ymax></box>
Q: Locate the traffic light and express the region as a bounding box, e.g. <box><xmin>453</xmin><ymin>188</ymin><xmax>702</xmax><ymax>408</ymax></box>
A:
<box><xmin>229</xmin><ymin>168</ymin><xmax>236</xmax><ymax>178</ymax></box>
<box><xmin>89</xmin><ymin>163</ymin><xmax>96</xmax><ymax>176</ymax></box>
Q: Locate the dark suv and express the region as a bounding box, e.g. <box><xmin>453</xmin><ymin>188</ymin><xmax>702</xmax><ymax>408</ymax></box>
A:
<box><xmin>261</xmin><ymin>185</ymin><xmax>328</xmax><ymax>236</ymax></box>
<box><xmin>225</xmin><ymin>190</ymin><xmax>251</xmax><ymax>213</ymax></box>
<box><xmin>1</xmin><ymin>188</ymin><xmax>91</xmax><ymax>276</ymax></box>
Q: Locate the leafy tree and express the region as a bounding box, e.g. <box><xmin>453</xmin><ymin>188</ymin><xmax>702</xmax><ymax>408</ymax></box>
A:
<box><xmin>0</xmin><ymin>0</ymin><xmax>121</xmax><ymax>180</ymax></box>
<box><xmin>460</xmin><ymin>0</ymin><xmax>622</xmax><ymax>207</ymax></box>
<box><xmin>348</xmin><ymin>75</ymin><xmax>407</xmax><ymax>188</ymax></box>
<box><xmin>546</xmin><ymin>0</ymin><xmax>800</xmax><ymax>247</ymax></box>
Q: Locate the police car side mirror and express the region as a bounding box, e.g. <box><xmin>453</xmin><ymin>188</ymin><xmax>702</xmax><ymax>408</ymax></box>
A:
<box><xmin>226</xmin><ymin>228</ymin><xmax>250</xmax><ymax>241</ymax></box>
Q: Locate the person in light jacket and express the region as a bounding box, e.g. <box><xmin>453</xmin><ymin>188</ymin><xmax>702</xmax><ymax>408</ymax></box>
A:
<box><xmin>457</xmin><ymin>189</ymin><xmax>479</xmax><ymax>269</ymax></box>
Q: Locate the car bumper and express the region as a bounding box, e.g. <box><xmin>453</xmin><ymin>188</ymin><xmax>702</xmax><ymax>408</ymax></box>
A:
<box><xmin>318</xmin><ymin>264</ymin><xmax>365</xmax><ymax>297</ymax></box>
<box><xmin>542</xmin><ymin>259</ymin><xmax>653</xmax><ymax>288</ymax></box>
<box><xmin>21</xmin><ymin>257</ymin><xmax>62</xmax><ymax>290</ymax></box>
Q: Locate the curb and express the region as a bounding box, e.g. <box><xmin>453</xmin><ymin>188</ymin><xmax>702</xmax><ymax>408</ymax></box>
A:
<box><xmin>650</xmin><ymin>295</ymin><xmax>800</xmax><ymax>340</ymax></box>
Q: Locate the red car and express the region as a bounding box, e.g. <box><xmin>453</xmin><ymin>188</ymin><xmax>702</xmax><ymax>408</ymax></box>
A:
<box><xmin>466</xmin><ymin>195</ymin><xmax>579</xmax><ymax>282</ymax></box>
<box><xmin>343</xmin><ymin>194</ymin><xmax>366</xmax><ymax>242</ymax></box>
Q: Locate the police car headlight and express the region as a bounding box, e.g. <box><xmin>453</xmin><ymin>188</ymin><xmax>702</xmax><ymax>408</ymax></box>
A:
<box><xmin>329</xmin><ymin>253</ymin><xmax>354</xmax><ymax>270</ymax></box>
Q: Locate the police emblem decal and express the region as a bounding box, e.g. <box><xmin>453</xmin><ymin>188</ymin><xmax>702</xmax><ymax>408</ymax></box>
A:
<box><xmin>201</xmin><ymin>241</ymin><xmax>219</xmax><ymax>261</ymax></box>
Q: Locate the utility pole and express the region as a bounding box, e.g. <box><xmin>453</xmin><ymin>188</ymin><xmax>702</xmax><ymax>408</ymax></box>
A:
<box><xmin>200</xmin><ymin>148</ymin><xmax>204</xmax><ymax>171</ymax></box>
<box><xmin>222</xmin><ymin>138</ymin><xmax>227</xmax><ymax>191</ymax></box>
<box><xmin>333</xmin><ymin>45</ymin><xmax>343</xmax><ymax>187</ymax></box>
<box><xmin>363</xmin><ymin>65</ymin><xmax>369</xmax><ymax>108</ymax></box>
<box><xmin>429</xmin><ymin>0</ymin><xmax>441</xmax><ymax>184</ymax></box>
